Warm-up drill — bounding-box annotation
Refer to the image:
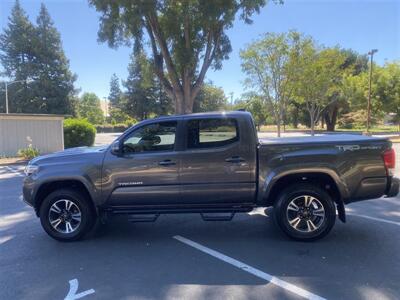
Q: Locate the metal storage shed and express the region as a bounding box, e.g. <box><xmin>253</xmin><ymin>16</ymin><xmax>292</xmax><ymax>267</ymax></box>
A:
<box><xmin>0</xmin><ymin>113</ymin><xmax>64</xmax><ymax>157</ymax></box>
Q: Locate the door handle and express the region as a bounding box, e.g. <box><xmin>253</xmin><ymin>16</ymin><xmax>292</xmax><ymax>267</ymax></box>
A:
<box><xmin>225</xmin><ymin>156</ymin><xmax>245</xmax><ymax>163</ymax></box>
<box><xmin>158</xmin><ymin>160</ymin><xmax>176</xmax><ymax>166</ymax></box>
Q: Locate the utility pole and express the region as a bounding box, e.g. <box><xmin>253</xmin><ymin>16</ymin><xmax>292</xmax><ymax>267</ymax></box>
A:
<box><xmin>367</xmin><ymin>49</ymin><xmax>378</xmax><ymax>132</ymax></box>
<box><xmin>3</xmin><ymin>79</ymin><xmax>33</xmax><ymax>114</ymax></box>
<box><xmin>5</xmin><ymin>82</ymin><xmax>8</xmax><ymax>114</ymax></box>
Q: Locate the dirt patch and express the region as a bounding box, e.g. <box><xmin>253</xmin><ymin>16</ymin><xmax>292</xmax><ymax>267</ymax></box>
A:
<box><xmin>0</xmin><ymin>157</ymin><xmax>28</xmax><ymax>166</ymax></box>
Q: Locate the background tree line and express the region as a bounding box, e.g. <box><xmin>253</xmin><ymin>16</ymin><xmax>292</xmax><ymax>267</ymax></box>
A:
<box><xmin>1</xmin><ymin>1</ymin><xmax>229</xmax><ymax>125</ymax></box>
<box><xmin>1</xmin><ymin>1</ymin><xmax>398</xmax><ymax>134</ymax></box>
<box><xmin>239</xmin><ymin>31</ymin><xmax>400</xmax><ymax>135</ymax></box>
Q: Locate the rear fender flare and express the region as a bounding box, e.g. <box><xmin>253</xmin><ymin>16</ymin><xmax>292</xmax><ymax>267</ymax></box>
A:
<box><xmin>259</xmin><ymin>167</ymin><xmax>348</xmax><ymax>222</ymax></box>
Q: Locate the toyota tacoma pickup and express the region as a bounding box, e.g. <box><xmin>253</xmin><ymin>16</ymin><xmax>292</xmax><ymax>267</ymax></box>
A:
<box><xmin>23</xmin><ymin>111</ymin><xmax>399</xmax><ymax>242</ymax></box>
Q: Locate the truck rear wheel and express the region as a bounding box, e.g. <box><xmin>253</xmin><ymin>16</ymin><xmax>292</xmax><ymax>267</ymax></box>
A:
<box><xmin>39</xmin><ymin>189</ymin><xmax>95</xmax><ymax>242</ymax></box>
<box><xmin>273</xmin><ymin>183</ymin><xmax>336</xmax><ymax>241</ymax></box>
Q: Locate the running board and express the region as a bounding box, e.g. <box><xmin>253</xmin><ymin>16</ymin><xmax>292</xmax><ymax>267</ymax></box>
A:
<box><xmin>109</xmin><ymin>205</ymin><xmax>254</xmax><ymax>215</ymax></box>
<box><xmin>128</xmin><ymin>214</ymin><xmax>160</xmax><ymax>223</ymax></box>
<box><xmin>200</xmin><ymin>212</ymin><xmax>235</xmax><ymax>221</ymax></box>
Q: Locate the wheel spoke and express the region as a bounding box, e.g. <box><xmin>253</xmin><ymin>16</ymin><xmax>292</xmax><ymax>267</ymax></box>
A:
<box><xmin>71</xmin><ymin>212</ymin><xmax>81</xmax><ymax>222</ymax></box>
<box><xmin>289</xmin><ymin>217</ymin><xmax>301</xmax><ymax>229</ymax></box>
<box><xmin>288</xmin><ymin>202</ymin><xmax>300</xmax><ymax>212</ymax></box>
<box><xmin>50</xmin><ymin>204</ymin><xmax>61</xmax><ymax>214</ymax></box>
<box><xmin>306</xmin><ymin>220</ymin><xmax>317</xmax><ymax>232</ymax></box>
<box><xmin>304</xmin><ymin>196</ymin><xmax>314</xmax><ymax>207</ymax></box>
<box><xmin>50</xmin><ymin>218</ymin><xmax>62</xmax><ymax>228</ymax></box>
<box><xmin>313</xmin><ymin>208</ymin><xmax>325</xmax><ymax>217</ymax></box>
<box><xmin>65</xmin><ymin>200</ymin><xmax>73</xmax><ymax>211</ymax></box>
<box><xmin>65</xmin><ymin>222</ymin><xmax>73</xmax><ymax>233</ymax></box>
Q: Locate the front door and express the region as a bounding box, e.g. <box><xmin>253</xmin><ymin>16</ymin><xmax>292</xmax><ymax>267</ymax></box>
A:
<box><xmin>179</xmin><ymin>117</ymin><xmax>257</xmax><ymax>205</ymax></box>
<box><xmin>103</xmin><ymin>120</ymin><xmax>181</xmax><ymax>206</ymax></box>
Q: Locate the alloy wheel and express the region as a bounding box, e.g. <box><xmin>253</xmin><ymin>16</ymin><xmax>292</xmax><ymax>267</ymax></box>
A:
<box><xmin>286</xmin><ymin>195</ymin><xmax>325</xmax><ymax>233</ymax></box>
<box><xmin>48</xmin><ymin>199</ymin><xmax>81</xmax><ymax>234</ymax></box>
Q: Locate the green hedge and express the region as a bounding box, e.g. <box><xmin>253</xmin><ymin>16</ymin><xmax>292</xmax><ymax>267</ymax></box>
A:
<box><xmin>64</xmin><ymin>119</ymin><xmax>96</xmax><ymax>148</ymax></box>
<box><xmin>95</xmin><ymin>123</ymin><xmax>131</xmax><ymax>133</ymax></box>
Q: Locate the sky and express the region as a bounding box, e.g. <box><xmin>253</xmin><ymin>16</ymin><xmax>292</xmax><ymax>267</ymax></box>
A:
<box><xmin>1</xmin><ymin>0</ymin><xmax>399</xmax><ymax>101</ymax></box>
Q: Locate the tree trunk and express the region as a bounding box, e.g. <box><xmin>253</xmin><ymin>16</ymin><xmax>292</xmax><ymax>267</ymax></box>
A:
<box><xmin>310</xmin><ymin>112</ymin><xmax>315</xmax><ymax>136</ymax></box>
<box><xmin>292</xmin><ymin>106</ymin><xmax>299</xmax><ymax>129</ymax></box>
<box><xmin>324</xmin><ymin>105</ymin><xmax>338</xmax><ymax>132</ymax></box>
<box><xmin>277</xmin><ymin>122</ymin><xmax>281</xmax><ymax>137</ymax></box>
<box><xmin>174</xmin><ymin>92</ymin><xmax>185</xmax><ymax>114</ymax></box>
<box><xmin>276</xmin><ymin>112</ymin><xmax>281</xmax><ymax>137</ymax></box>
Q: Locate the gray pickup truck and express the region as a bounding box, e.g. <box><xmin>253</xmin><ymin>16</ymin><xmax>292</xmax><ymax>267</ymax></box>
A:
<box><xmin>23</xmin><ymin>111</ymin><xmax>399</xmax><ymax>242</ymax></box>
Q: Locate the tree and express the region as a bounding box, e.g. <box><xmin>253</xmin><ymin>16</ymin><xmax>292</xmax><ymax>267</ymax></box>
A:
<box><xmin>108</xmin><ymin>73</ymin><xmax>123</xmax><ymax>109</ymax></box>
<box><xmin>108</xmin><ymin>107</ymin><xmax>136</xmax><ymax>125</ymax></box>
<box><xmin>78</xmin><ymin>92</ymin><xmax>105</xmax><ymax>124</ymax></box>
<box><xmin>323</xmin><ymin>49</ymin><xmax>368</xmax><ymax>131</ymax></box>
<box><xmin>193</xmin><ymin>82</ymin><xmax>227</xmax><ymax>113</ymax></box>
<box><xmin>89</xmin><ymin>0</ymin><xmax>273</xmax><ymax>114</ymax></box>
<box><xmin>124</xmin><ymin>43</ymin><xmax>157</xmax><ymax>120</ymax></box>
<box><xmin>0</xmin><ymin>2</ymin><xmax>76</xmax><ymax>114</ymax></box>
<box><xmin>292</xmin><ymin>46</ymin><xmax>346</xmax><ymax>135</ymax></box>
<box><xmin>242</xmin><ymin>93</ymin><xmax>268</xmax><ymax>130</ymax></box>
<box><xmin>240</xmin><ymin>31</ymin><xmax>304</xmax><ymax>137</ymax></box>
<box><xmin>31</xmin><ymin>4</ymin><xmax>76</xmax><ymax>114</ymax></box>
<box><xmin>341</xmin><ymin>64</ymin><xmax>385</xmax><ymax>127</ymax></box>
<box><xmin>377</xmin><ymin>61</ymin><xmax>400</xmax><ymax>132</ymax></box>
<box><xmin>0</xmin><ymin>0</ymin><xmax>36</xmax><ymax>113</ymax></box>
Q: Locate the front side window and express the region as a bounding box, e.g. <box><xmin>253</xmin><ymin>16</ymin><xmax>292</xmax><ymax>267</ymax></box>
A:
<box><xmin>187</xmin><ymin>118</ymin><xmax>238</xmax><ymax>149</ymax></box>
<box><xmin>123</xmin><ymin>121</ymin><xmax>177</xmax><ymax>153</ymax></box>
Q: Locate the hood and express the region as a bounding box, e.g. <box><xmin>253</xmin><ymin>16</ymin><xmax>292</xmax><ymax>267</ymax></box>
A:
<box><xmin>30</xmin><ymin>145</ymin><xmax>108</xmax><ymax>165</ymax></box>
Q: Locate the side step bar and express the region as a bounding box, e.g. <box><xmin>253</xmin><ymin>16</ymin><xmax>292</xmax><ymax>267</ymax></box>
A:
<box><xmin>128</xmin><ymin>214</ymin><xmax>160</xmax><ymax>223</ymax></box>
<box><xmin>200</xmin><ymin>212</ymin><xmax>235</xmax><ymax>221</ymax></box>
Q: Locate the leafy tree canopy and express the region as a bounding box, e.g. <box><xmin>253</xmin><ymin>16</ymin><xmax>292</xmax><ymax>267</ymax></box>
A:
<box><xmin>78</xmin><ymin>92</ymin><xmax>105</xmax><ymax>124</ymax></box>
<box><xmin>193</xmin><ymin>82</ymin><xmax>228</xmax><ymax>113</ymax></box>
<box><xmin>89</xmin><ymin>0</ymin><xmax>276</xmax><ymax>114</ymax></box>
<box><xmin>108</xmin><ymin>73</ymin><xmax>123</xmax><ymax>109</ymax></box>
<box><xmin>0</xmin><ymin>1</ymin><xmax>76</xmax><ymax>114</ymax></box>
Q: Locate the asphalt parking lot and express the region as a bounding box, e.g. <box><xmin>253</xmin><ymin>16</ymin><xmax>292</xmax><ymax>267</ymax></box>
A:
<box><xmin>0</xmin><ymin>144</ymin><xmax>399</xmax><ymax>300</ymax></box>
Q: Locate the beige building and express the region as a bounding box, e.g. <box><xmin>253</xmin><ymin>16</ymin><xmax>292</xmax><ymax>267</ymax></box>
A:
<box><xmin>0</xmin><ymin>113</ymin><xmax>64</xmax><ymax>157</ymax></box>
<box><xmin>99</xmin><ymin>99</ymin><xmax>110</xmax><ymax>117</ymax></box>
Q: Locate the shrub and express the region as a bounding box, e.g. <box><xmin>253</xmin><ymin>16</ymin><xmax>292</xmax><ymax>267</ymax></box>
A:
<box><xmin>18</xmin><ymin>145</ymin><xmax>40</xmax><ymax>159</ymax></box>
<box><xmin>64</xmin><ymin>118</ymin><xmax>96</xmax><ymax>148</ymax></box>
<box><xmin>108</xmin><ymin>108</ymin><xmax>137</xmax><ymax>126</ymax></box>
<box><xmin>95</xmin><ymin>123</ymin><xmax>132</xmax><ymax>133</ymax></box>
<box><xmin>338</xmin><ymin>110</ymin><xmax>380</xmax><ymax>129</ymax></box>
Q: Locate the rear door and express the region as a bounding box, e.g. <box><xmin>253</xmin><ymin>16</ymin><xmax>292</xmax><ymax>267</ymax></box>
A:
<box><xmin>179</xmin><ymin>116</ymin><xmax>257</xmax><ymax>205</ymax></box>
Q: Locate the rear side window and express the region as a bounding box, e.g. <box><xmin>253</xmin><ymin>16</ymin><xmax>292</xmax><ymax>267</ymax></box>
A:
<box><xmin>187</xmin><ymin>118</ymin><xmax>239</xmax><ymax>149</ymax></box>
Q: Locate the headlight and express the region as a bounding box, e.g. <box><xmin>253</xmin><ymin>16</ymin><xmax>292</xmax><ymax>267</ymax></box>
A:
<box><xmin>24</xmin><ymin>164</ymin><xmax>39</xmax><ymax>176</ymax></box>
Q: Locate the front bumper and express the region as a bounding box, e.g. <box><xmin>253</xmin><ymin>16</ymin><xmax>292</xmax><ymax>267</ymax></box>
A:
<box><xmin>385</xmin><ymin>177</ymin><xmax>399</xmax><ymax>198</ymax></box>
<box><xmin>22</xmin><ymin>176</ymin><xmax>35</xmax><ymax>207</ymax></box>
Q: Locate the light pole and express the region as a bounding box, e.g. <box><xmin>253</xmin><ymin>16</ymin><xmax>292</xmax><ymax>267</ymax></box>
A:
<box><xmin>367</xmin><ymin>49</ymin><xmax>378</xmax><ymax>132</ymax></box>
<box><xmin>4</xmin><ymin>79</ymin><xmax>33</xmax><ymax>114</ymax></box>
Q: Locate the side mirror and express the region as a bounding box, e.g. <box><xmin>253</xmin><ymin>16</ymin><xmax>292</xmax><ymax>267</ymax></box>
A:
<box><xmin>110</xmin><ymin>140</ymin><xmax>122</xmax><ymax>156</ymax></box>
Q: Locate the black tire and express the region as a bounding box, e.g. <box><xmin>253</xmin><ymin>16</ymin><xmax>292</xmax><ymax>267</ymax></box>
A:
<box><xmin>39</xmin><ymin>189</ymin><xmax>96</xmax><ymax>242</ymax></box>
<box><xmin>273</xmin><ymin>183</ymin><xmax>336</xmax><ymax>241</ymax></box>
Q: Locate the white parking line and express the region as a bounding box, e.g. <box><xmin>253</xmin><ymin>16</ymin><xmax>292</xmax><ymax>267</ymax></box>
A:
<box><xmin>347</xmin><ymin>213</ymin><xmax>400</xmax><ymax>226</ymax></box>
<box><xmin>174</xmin><ymin>235</ymin><xmax>326</xmax><ymax>300</ymax></box>
<box><xmin>4</xmin><ymin>166</ymin><xmax>24</xmax><ymax>177</ymax></box>
<box><xmin>64</xmin><ymin>279</ymin><xmax>95</xmax><ymax>300</ymax></box>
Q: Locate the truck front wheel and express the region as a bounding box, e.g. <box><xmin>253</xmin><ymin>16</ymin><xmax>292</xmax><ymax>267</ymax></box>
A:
<box><xmin>39</xmin><ymin>189</ymin><xmax>96</xmax><ymax>242</ymax></box>
<box><xmin>273</xmin><ymin>183</ymin><xmax>336</xmax><ymax>241</ymax></box>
